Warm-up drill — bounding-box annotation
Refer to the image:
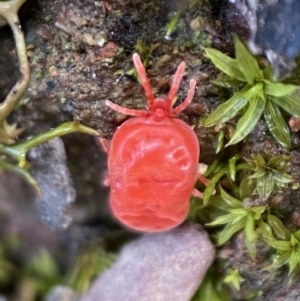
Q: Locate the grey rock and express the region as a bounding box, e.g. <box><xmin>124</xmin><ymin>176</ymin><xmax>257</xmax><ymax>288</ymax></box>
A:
<box><xmin>0</xmin><ymin>172</ymin><xmax>59</xmax><ymax>260</ymax></box>
<box><xmin>81</xmin><ymin>223</ymin><xmax>215</xmax><ymax>301</ymax></box>
<box><xmin>230</xmin><ymin>0</ymin><xmax>300</xmax><ymax>78</ymax></box>
<box><xmin>45</xmin><ymin>286</ymin><xmax>78</xmax><ymax>301</ymax></box>
<box><xmin>29</xmin><ymin>137</ymin><xmax>76</xmax><ymax>229</ymax></box>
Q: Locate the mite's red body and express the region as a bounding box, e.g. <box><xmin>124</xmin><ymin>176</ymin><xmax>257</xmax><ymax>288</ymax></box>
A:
<box><xmin>108</xmin><ymin>116</ymin><xmax>199</xmax><ymax>231</ymax></box>
<box><xmin>101</xmin><ymin>53</ymin><xmax>208</xmax><ymax>232</ymax></box>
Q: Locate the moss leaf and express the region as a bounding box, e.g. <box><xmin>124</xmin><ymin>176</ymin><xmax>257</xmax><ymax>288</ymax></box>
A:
<box><xmin>248</xmin><ymin>169</ymin><xmax>266</xmax><ymax>179</ymax></box>
<box><xmin>220</xmin><ymin>187</ymin><xmax>242</xmax><ymax>209</ymax></box>
<box><xmin>268</xmin><ymin>214</ymin><xmax>291</xmax><ymax>240</ymax></box>
<box><xmin>234</xmin><ymin>35</ymin><xmax>263</xmax><ymax>85</ymax></box>
<box><xmin>239</xmin><ymin>177</ymin><xmax>256</xmax><ymax>199</ymax></box>
<box><xmin>293</xmin><ymin>230</ymin><xmax>300</xmax><ymax>241</ymax></box>
<box><xmin>254</xmin><ymin>154</ymin><xmax>266</xmax><ymax>166</ymax></box>
<box><xmin>217</xmin><ymin>219</ymin><xmax>246</xmax><ymax>245</ymax></box>
<box><xmin>245</xmin><ymin>213</ymin><xmax>255</xmax><ymax>244</ymax></box>
<box><xmin>264</xmin><ymin>81</ymin><xmax>298</xmax><ymax>97</ymax></box>
<box><xmin>207</xmin><ymin>211</ymin><xmax>245</xmax><ymax>226</ymax></box>
<box><xmin>204</xmin><ymin>47</ymin><xmax>245</xmax><ymax>81</ymax></box>
<box><xmin>272</xmin><ymin>94</ymin><xmax>300</xmax><ymax>118</ymax></box>
<box><xmin>204</xmin><ymin>84</ymin><xmax>262</xmax><ymax>127</ymax></box>
<box><xmin>258</xmin><ymin>219</ymin><xmax>274</xmax><ymax>240</ymax></box>
<box><xmin>213</xmin><ymin>74</ymin><xmax>243</xmax><ymax>88</ymax></box>
<box><xmin>265</xmin><ymin>239</ymin><xmax>291</xmax><ymax>251</ymax></box>
<box><xmin>267</xmin><ymin>155</ymin><xmax>289</xmax><ymax>170</ymax></box>
<box><xmin>228</xmin><ymin>156</ymin><xmax>238</xmax><ymax>181</ymax></box>
<box><xmin>203</xmin><ymin>167</ymin><xmax>227</xmax><ymax>205</ymax></box>
<box><xmin>226</xmin><ymin>89</ymin><xmax>266</xmax><ymax>146</ymax></box>
<box><xmin>192</xmin><ymin>272</ymin><xmax>230</xmax><ymax>301</ymax></box>
<box><xmin>216</xmin><ymin>130</ymin><xmax>224</xmax><ymax>154</ymax></box>
<box><xmin>264</xmin><ymin>100</ymin><xmax>291</xmax><ymax>148</ymax></box>
<box><xmin>256</xmin><ymin>173</ymin><xmax>274</xmax><ymax>200</ymax></box>
<box><xmin>224</xmin><ymin>269</ymin><xmax>245</xmax><ymax>291</ymax></box>
<box><xmin>244</xmin><ymin>228</ymin><xmax>258</xmax><ymax>260</ymax></box>
<box><xmin>271</xmin><ymin>169</ymin><xmax>293</xmax><ymax>184</ymax></box>
<box><xmin>252</xmin><ymin>206</ymin><xmax>267</xmax><ymax>219</ymax></box>
<box><xmin>289</xmin><ymin>246</ymin><xmax>300</xmax><ymax>275</ymax></box>
<box><xmin>266</xmin><ymin>252</ymin><xmax>290</xmax><ymax>271</ymax></box>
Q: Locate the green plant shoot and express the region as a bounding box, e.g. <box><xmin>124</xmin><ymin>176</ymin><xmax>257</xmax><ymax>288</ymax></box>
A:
<box><xmin>204</xmin><ymin>35</ymin><xmax>300</xmax><ymax>148</ymax></box>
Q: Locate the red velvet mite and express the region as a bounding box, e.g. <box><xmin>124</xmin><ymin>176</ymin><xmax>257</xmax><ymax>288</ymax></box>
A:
<box><xmin>100</xmin><ymin>53</ymin><xmax>209</xmax><ymax>232</ymax></box>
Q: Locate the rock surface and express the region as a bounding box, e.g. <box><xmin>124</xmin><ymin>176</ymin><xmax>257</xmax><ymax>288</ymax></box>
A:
<box><xmin>45</xmin><ymin>286</ymin><xmax>78</xmax><ymax>301</ymax></box>
<box><xmin>29</xmin><ymin>137</ymin><xmax>76</xmax><ymax>229</ymax></box>
<box><xmin>80</xmin><ymin>223</ymin><xmax>215</xmax><ymax>301</ymax></box>
<box><xmin>230</xmin><ymin>0</ymin><xmax>300</xmax><ymax>77</ymax></box>
<box><xmin>265</xmin><ymin>279</ymin><xmax>300</xmax><ymax>301</ymax></box>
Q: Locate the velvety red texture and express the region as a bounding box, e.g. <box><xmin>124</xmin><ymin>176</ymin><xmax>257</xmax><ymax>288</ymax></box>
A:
<box><xmin>108</xmin><ymin>115</ymin><xmax>199</xmax><ymax>232</ymax></box>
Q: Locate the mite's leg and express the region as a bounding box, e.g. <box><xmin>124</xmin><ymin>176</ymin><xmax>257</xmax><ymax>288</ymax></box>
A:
<box><xmin>98</xmin><ymin>137</ymin><xmax>110</xmax><ymax>186</ymax></box>
<box><xmin>192</xmin><ymin>188</ymin><xmax>203</xmax><ymax>199</ymax></box>
<box><xmin>132</xmin><ymin>53</ymin><xmax>155</xmax><ymax>109</ymax></box>
<box><xmin>106</xmin><ymin>100</ymin><xmax>148</xmax><ymax>117</ymax></box>
<box><xmin>101</xmin><ymin>170</ymin><xmax>110</xmax><ymax>186</ymax></box>
<box><xmin>165</xmin><ymin>61</ymin><xmax>186</xmax><ymax>111</ymax></box>
<box><xmin>172</xmin><ymin>79</ymin><xmax>196</xmax><ymax>116</ymax></box>
<box><xmin>192</xmin><ymin>172</ymin><xmax>213</xmax><ymax>199</ymax></box>
<box><xmin>98</xmin><ymin>137</ymin><xmax>110</xmax><ymax>154</ymax></box>
<box><xmin>198</xmin><ymin>174</ymin><xmax>210</xmax><ymax>187</ymax></box>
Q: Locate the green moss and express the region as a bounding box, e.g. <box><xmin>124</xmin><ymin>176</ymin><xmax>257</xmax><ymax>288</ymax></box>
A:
<box><xmin>223</xmin><ymin>269</ymin><xmax>245</xmax><ymax>291</ymax></box>
<box><xmin>203</xmin><ymin>35</ymin><xmax>300</xmax><ymax>148</ymax></box>
<box><xmin>190</xmin><ymin>152</ymin><xmax>295</xmax><ymax>262</ymax></box>
<box><xmin>0</xmin><ymin>235</ymin><xmax>20</xmax><ymax>288</ymax></box>
<box><xmin>263</xmin><ymin>218</ymin><xmax>300</xmax><ymax>277</ymax></box>
<box><xmin>114</xmin><ymin>39</ymin><xmax>154</xmax><ymax>78</ymax></box>
<box><xmin>243</xmin><ymin>154</ymin><xmax>294</xmax><ymax>201</ymax></box>
<box><xmin>22</xmin><ymin>249</ymin><xmax>63</xmax><ymax>297</ymax></box>
<box><xmin>67</xmin><ymin>247</ymin><xmax>116</xmax><ymax>292</ymax></box>
<box><xmin>191</xmin><ymin>268</ymin><xmax>231</xmax><ymax>301</ymax></box>
<box><xmin>206</xmin><ymin>187</ymin><xmax>268</xmax><ymax>260</ymax></box>
<box><xmin>165</xmin><ymin>11</ymin><xmax>181</xmax><ymax>40</ymax></box>
<box><xmin>200</xmin><ymin>154</ymin><xmax>254</xmax><ymax>205</ymax></box>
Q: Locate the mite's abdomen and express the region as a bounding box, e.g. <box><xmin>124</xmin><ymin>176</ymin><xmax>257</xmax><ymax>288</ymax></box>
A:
<box><xmin>108</xmin><ymin>117</ymin><xmax>199</xmax><ymax>232</ymax></box>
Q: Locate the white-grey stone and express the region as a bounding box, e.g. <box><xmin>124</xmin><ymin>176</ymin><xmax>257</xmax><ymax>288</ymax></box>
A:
<box><xmin>81</xmin><ymin>223</ymin><xmax>215</xmax><ymax>301</ymax></box>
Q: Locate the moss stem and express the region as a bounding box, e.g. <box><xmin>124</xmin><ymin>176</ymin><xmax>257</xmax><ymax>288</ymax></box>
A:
<box><xmin>0</xmin><ymin>122</ymin><xmax>99</xmax><ymax>167</ymax></box>
<box><xmin>0</xmin><ymin>0</ymin><xmax>30</xmax><ymax>124</ymax></box>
